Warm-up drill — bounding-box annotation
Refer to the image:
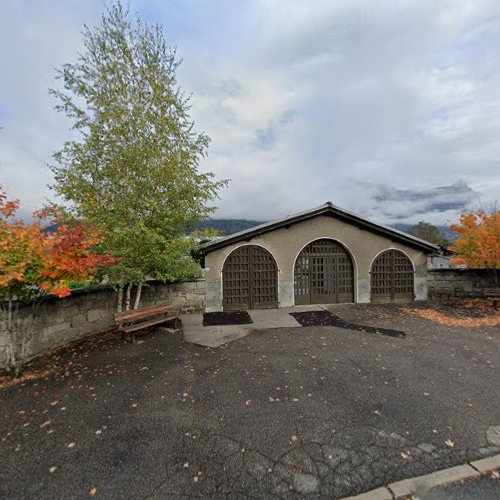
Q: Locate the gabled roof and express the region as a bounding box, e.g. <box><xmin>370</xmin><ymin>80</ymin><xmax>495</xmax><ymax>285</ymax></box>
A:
<box><xmin>202</xmin><ymin>202</ymin><xmax>440</xmax><ymax>254</ymax></box>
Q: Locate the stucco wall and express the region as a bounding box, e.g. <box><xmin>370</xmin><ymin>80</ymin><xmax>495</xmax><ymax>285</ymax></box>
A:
<box><xmin>0</xmin><ymin>279</ymin><xmax>205</xmax><ymax>369</ymax></box>
<box><xmin>204</xmin><ymin>215</ymin><xmax>428</xmax><ymax>311</ymax></box>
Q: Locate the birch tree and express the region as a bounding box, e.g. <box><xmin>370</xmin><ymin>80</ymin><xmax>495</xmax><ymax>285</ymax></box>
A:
<box><xmin>50</xmin><ymin>2</ymin><xmax>227</xmax><ymax>310</ymax></box>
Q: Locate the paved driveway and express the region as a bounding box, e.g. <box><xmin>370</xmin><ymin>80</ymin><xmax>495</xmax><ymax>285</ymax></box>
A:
<box><xmin>1</xmin><ymin>304</ymin><xmax>499</xmax><ymax>499</ymax></box>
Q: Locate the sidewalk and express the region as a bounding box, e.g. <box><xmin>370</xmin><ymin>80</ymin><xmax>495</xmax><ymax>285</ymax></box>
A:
<box><xmin>181</xmin><ymin>307</ymin><xmax>313</xmax><ymax>347</ymax></box>
<box><xmin>345</xmin><ymin>454</ymin><xmax>500</xmax><ymax>499</ymax></box>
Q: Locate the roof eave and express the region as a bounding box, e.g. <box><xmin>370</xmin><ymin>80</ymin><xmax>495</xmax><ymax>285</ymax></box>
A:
<box><xmin>202</xmin><ymin>205</ymin><xmax>439</xmax><ymax>254</ymax></box>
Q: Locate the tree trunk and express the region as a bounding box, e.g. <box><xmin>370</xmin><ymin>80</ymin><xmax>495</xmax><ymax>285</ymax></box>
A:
<box><xmin>117</xmin><ymin>285</ymin><xmax>124</xmax><ymax>313</ymax></box>
<box><xmin>18</xmin><ymin>301</ymin><xmax>38</xmax><ymax>370</ymax></box>
<box><xmin>125</xmin><ymin>283</ymin><xmax>132</xmax><ymax>311</ymax></box>
<box><xmin>133</xmin><ymin>283</ymin><xmax>143</xmax><ymax>310</ymax></box>
<box><xmin>7</xmin><ymin>298</ymin><xmax>13</xmax><ymax>332</ymax></box>
<box><xmin>4</xmin><ymin>299</ymin><xmax>15</xmax><ymax>371</ymax></box>
<box><xmin>3</xmin><ymin>298</ymin><xmax>39</xmax><ymax>377</ymax></box>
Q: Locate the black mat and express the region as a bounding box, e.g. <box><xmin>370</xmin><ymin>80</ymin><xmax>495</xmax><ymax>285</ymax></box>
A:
<box><xmin>290</xmin><ymin>310</ymin><xmax>405</xmax><ymax>338</ymax></box>
<box><xmin>203</xmin><ymin>311</ymin><xmax>253</xmax><ymax>326</ymax></box>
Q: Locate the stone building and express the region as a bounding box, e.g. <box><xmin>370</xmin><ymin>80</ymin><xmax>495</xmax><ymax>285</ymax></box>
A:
<box><xmin>202</xmin><ymin>202</ymin><xmax>438</xmax><ymax>312</ymax></box>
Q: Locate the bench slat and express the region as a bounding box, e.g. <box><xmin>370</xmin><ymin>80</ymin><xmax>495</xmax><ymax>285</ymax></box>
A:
<box><xmin>114</xmin><ymin>304</ymin><xmax>173</xmax><ymax>323</ymax></box>
<box><xmin>118</xmin><ymin>315</ymin><xmax>179</xmax><ymax>333</ymax></box>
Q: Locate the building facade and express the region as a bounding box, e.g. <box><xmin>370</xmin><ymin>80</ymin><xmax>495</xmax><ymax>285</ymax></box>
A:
<box><xmin>203</xmin><ymin>203</ymin><xmax>438</xmax><ymax>312</ymax></box>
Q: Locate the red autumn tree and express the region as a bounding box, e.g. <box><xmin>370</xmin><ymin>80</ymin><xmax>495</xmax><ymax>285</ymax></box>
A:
<box><xmin>449</xmin><ymin>209</ymin><xmax>500</xmax><ymax>286</ymax></box>
<box><xmin>0</xmin><ymin>186</ymin><xmax>118</xmax><ymax>374</ymax></box>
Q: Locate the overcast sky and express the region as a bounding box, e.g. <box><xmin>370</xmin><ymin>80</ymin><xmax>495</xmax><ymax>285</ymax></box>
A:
<box><xmin>1</xmin><ymin>0</ymin><xmax>499</xmax><ymax>225</ymax></box>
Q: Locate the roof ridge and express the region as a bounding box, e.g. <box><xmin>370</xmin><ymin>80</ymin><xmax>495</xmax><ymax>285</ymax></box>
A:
<box><xmin>203</xmin><ymin>203</ymin><xmax>440</xmax><ymax>253</ymax></box>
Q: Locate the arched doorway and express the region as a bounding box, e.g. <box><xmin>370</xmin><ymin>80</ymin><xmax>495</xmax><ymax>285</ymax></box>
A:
<box><xmin>294</xmin><ymin>239</ymin><xmax>354</xmax><ymax>305</ymax></box>
<box><xmin>222</xmin><ymin>245</ymin><xmax>278</xmax><ymax>310</ymax></box>
<box><xmin>371</xmin><ymin>249</ymin><xmax>414</xmax><ymax>303</ymax></box>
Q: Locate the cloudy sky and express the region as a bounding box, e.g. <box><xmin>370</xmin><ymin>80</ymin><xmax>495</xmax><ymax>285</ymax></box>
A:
<box><xmin>1</xmin><ymin>0</ymin><xmax>499</xmax><ymax>225</ymax></box>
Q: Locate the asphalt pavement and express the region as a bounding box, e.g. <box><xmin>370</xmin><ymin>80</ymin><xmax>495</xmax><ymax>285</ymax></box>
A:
<box><xmin>1</xmin><ymin>304</ymin><xmax>499</xmax><ymax>498</ymax></box>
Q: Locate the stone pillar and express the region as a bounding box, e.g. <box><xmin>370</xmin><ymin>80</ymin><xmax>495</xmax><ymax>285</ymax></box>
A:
<box><xmin>278</xmin><ymin>280</ymin><xmax>294</xmax><ymax>307</ymax></box>
<box><xmin>357</xmin><ymin>278</ymin><xmax>370</xmax><ymax>303</ymax></box>
<box><xmin>205</xmin><ymin>280</ymin><xmax>223</xmax><ymax>312</ymax></box>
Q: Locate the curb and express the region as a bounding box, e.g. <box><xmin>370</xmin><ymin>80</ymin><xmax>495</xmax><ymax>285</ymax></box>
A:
<box><xmin>343</xmin><ymin>453</ymin><xmax>500</xmax><ymax>499</ymax></box>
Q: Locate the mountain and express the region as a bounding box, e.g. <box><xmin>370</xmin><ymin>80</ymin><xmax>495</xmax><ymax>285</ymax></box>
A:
<box><xmin>370</xmin><ymin>180</ymin><xmax>477</xmax><ymax>220</ymax></box>
<box><xmin>191</xmin><ymin>219</ymin><xmax>264</xmax><ymax>235</ymax></box>
<box><xmin>391</xmin><ymin>223</ymin><xmax>456</xmax><ymax>242</ymax></box>
<box><xmin>192</xmin><ymin>219</ymin><xmax>455</xmax><ymax>242</ymax></box>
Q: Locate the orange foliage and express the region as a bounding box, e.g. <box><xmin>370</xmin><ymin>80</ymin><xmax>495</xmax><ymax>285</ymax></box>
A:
<box><xmin>0</xmin><ymin>186</ymin><xmax>118</xmax><ymax>299</ymax></box>
<box><xmin>402</xmin><ymin>307</ymin><xmax>500</xmax><ymax>328</ymax></box>
<box><xmin>449</xmin><ymin>210</ymin><xmax>500</xmax><ymax>269</ymax></box>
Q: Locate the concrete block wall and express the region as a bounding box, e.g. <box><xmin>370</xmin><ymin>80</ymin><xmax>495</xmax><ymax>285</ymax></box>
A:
<box><xmin>428</xmin><ymin>269</ymin><xmax>498</xmax><ymax>300</ymax></box>
<box><xmin>0</xmin><ymin>279</ymin><xmax>205</xmax><ymax>369</ymax></box>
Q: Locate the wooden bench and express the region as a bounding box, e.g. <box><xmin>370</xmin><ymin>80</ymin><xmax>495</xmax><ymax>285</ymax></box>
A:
<box><xmin>483</xmin><ymin>288</ymin><xmax>500</xmax><ymax>311</ymax></box>
<box><xmin>114</xmin><ymin>304</ymin><xmax>181</xmax><ymax>343</ymax></box>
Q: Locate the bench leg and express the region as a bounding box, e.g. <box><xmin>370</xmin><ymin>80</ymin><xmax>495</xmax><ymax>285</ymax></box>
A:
<box><xmin>121</xmin><ymin>331</ymin><xmax>137</xmax><ymax>344</ymax></box>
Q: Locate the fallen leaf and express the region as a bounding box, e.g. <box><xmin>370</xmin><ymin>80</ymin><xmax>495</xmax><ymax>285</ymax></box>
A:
<box><xmin>88</xmin><ymin>487</ymin><xmax>97</xmax><ymax>496</ymax></box>
<box><xmin>445</xmin><ymin>439</ymin><xmax>455</xmax><ymax>447</ymax></box>
<box><xmin>245</xmin><ymin>400</ymin><xmax>251</xmax><ymax>406</ymax></box>
<box><xmin>402</xmin><ymin>307</ymin><xmax>500</xmax><ymax>328</ymax></box>
<box><xmin>49</xmin><ymin>466</ymin><xmax>57</xmax><ymax>474</ymax></box>
<box><xmin>68</xmin><ymin>442</ymin><xmax>76</xmax><ymax>448</ymax></box>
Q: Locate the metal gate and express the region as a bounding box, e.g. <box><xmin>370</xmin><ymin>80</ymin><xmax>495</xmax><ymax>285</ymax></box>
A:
<box><xmin>371</xmin><ymin>249</ymin><xmax>414</xmax><ymax>303</ymax></box>
<box><xmin>294</xmin><ymin>239</ymin><xmax>354</xmax><ymax>305</ymax></box>
<box><xmin>222</xmin><ymin>245</ymin><xmax>278</xmax><ymax>310</ymax></box>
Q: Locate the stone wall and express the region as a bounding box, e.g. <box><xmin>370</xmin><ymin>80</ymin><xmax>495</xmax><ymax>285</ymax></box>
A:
<box><xmin>428</xmin><ymin>269</ymin><xmax>498</xmax><ymax>300</ymax></box>
<box><xmin>0</xmin><ymin>279</ymin><xmax>205</xmax><ymax>369</ymax></box>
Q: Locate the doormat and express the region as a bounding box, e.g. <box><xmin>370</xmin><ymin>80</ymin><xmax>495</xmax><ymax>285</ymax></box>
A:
<box><xmin>203</xmin><ymin>311</ymin><xmax>253</xmax><ymax>326</ymax></box>
<box><xmin>289</xmin><ymin>310</ymin><xmax>405</xmax><ymax>338</ymax></box>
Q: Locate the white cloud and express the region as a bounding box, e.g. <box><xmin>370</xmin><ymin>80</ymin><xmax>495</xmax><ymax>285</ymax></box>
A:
<box><xmin>1</xmin><ymin>0</ymin><xmax>499</xmax><ymax>225</ymax></box>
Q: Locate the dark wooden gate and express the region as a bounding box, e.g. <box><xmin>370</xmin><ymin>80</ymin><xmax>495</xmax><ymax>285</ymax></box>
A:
<box><xmin>222</xmin><ymin>246</ymin><xmax>278</xmax><ymax>310</ymax></box>
<box><xmin>371</xmin><ymin>249</ymin><xmax>414</xmax><ymax>303</ymax></box>
<box><xmin>294</xmin><ymin>239</ymin><xmax>354</xmax><ymax>305</ymax></box>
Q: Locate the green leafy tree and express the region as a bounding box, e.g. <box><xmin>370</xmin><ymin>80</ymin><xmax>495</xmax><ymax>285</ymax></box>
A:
<box><xmin>408</xmin><ymin>221</ymin><xmax>451</xmax><ymax>248</ymax></box>
<box><xmin>189</xmin><ymin>228</ymin><xmax>224</xmax><ymax>267</ymax></box>
<box><xmin>50</xmin><ymin>2</ymin><xmax>227</xmax><ymax>310</ymax></box>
